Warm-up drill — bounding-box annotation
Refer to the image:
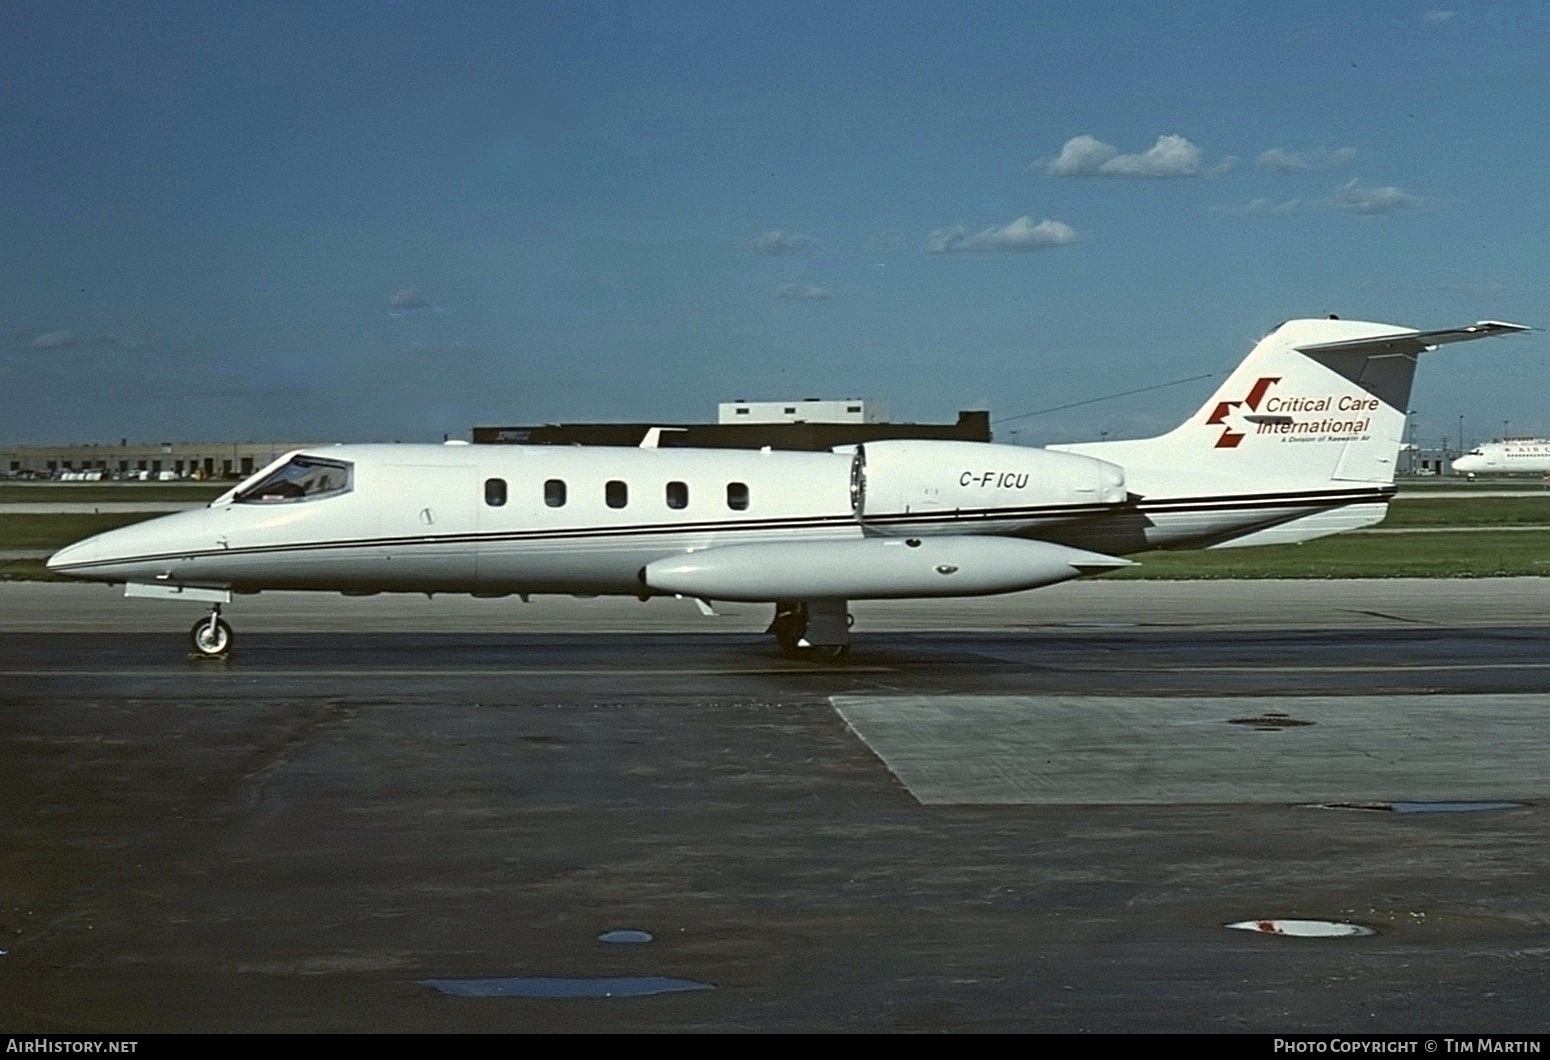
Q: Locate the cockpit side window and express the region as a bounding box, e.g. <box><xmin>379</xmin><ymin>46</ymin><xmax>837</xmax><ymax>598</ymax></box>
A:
<box><xmin>234</xmin><ymin>456</ymin><xmax>353</xmax><ymax>504</ymax></box>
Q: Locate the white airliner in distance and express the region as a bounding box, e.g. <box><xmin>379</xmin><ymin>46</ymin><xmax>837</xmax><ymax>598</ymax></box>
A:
<box><xmin>1451</xmin><ymin>438</ymin><xmax>1550</xmax><ymax>477</ymax></box>
<box><xmin>48</xmin><ymin>316</ymin><xmax>1530</xmax><ymax>660</ymax></box>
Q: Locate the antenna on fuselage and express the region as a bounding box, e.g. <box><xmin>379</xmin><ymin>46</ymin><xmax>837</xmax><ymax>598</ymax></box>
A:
<box><xmin>992</xmin><ymin>373</ymin><xmax>1217</xmax><ymax>428</ymax></box>
<box><xmin>639</xmin><ymin>427</ymin><xmax>689</xmax><ymax>448</ymax></box>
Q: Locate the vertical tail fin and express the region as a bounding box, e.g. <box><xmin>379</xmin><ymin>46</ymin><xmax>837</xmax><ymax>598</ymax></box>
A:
<box><xmin>1052</xmin><ymin>318</ymin><xmax>1528</xmax><ymax>487</ymax></box>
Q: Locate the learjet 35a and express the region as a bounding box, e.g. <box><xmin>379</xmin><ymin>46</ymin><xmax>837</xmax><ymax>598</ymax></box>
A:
<box><xmin>48</xmin><ymin>316</ymin><xmax>1530</xmax><ymax>659</ymax></box>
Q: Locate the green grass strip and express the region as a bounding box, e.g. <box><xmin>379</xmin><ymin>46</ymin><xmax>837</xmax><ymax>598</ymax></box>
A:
<box><xmin>1382</xmin><ymin>495</ymin><xmax>1550</xmax><ymax>528</ymax></box>
<box><xmin>1107</xmin><ymin>529</ymin><xmax>1550</xmax><ymax>579</ymax></box>
<box><xmin>0</xmin><ymin>512</ymin><xmax>158</xmax><ymax>549</ymax></box>
<box><xmin>0</xmin><ymin>484</ymin><xmax>225</xmax><ymax>504</ymax></box>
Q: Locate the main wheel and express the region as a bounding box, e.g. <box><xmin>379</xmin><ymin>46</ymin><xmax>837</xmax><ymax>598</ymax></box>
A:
<box><xmin>791</xmin><ymin>643</ymin><xmax>850</xmax><ymax>662</ymax></box>
<box><xmin>769</xmin><ymin>603</ymin><xmax>807</xmax><ymax>655</ymax></box>
<box><xmin>769</xmin><ymin>602</ymin><xmax>851</xmax><ymax>661</ymax></box>
<box><xmin>189</xmin><ymin>616</ymin><xmax>234</xmax><ymax>657</ymax></box>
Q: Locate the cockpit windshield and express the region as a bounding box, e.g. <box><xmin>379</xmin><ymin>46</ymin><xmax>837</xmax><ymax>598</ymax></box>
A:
<box><xmin>234</xmin><ymin>455</ymin><xmax>352</xmax><ymax>504</ymax></box>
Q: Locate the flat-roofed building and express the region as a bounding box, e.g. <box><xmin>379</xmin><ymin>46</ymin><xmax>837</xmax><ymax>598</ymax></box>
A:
<box><xmin>0</xmin><ymin>441</ymin><xmax>318</xmax><ymax>480</ymax></box>
<box><xmin>473</xmin><ymin>407</ymin><xmax>988</xmax><ymax>451</ymax></box>
<box><xmin>717</xmin><ymin>398</ymin><xmax>888</xmax><ymax>425</ymax></box>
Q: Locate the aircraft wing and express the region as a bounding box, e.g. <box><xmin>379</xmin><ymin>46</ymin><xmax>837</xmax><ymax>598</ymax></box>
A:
<box><xmin>1295</xmin><ymin>320</ymin><xmax>1531</xmax><ymax>358</ymax></box>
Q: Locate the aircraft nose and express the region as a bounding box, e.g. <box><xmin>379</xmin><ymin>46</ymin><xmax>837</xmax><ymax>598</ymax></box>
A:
<box><xmin>46</xmin><ymin>509</ymin><xmax>217</xmax><ymax>583</ymax></box>
<box><xmin>47</xmin><ymin>518</ymin><xmax>162</xmax><ymax>578</ymax></box>
<box><xmin>47</xmin><ymin>537</ymin><xmax>100</xmax><ymax>574</ymax></box>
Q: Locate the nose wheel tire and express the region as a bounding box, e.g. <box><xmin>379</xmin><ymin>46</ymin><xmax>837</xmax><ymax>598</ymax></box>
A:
<box><xmin>190</xmin><ymin>616</ymin><xmax>234</xmax><ymax>657</ymax></box>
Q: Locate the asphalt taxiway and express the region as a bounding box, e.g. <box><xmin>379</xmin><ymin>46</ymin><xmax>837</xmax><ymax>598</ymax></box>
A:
<box><xmin>2</xmin><ymin>579</ymin><xmax>1548</xmax><ymax>1033</ymax></box>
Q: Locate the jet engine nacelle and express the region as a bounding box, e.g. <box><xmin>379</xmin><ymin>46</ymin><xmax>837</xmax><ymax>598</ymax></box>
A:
<box><xmin>642</xmin><ymin>536</ymin><xmax>1133</xmax><ymax>602</ymax></box>
<box><xmin>854</xmin><ymin>440</ymin><xmax>1126</xmax><ymax>520</ymax></box>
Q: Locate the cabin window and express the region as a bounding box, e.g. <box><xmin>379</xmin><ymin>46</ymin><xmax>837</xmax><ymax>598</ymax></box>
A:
<box><xmin>666</xmin><ymin>481</ymin><xmax>689</xmax><ymax>509</ymax></box>
<box><xmin>727</xmin><ymin>482</ymin><xmax>749</xmax><ymax>510</ymax></box>
<box><xmin>606</xmin><ymin>480</ymin><xmax>628</xmax><ymax>509</ymax></box>
<box><xmin>484</xmin><ymin>477</ymin><xmax>507</xmax><ymax>507</ymax></box>
<box><xmin>544</xmin><ymin>479</ymin><xmax>567</xmax><ymax>507</ymax></box>
<box><xmin>235</xmin><ymin>456</ymin><xmax>353</xmax><ymax>504</ymax></box>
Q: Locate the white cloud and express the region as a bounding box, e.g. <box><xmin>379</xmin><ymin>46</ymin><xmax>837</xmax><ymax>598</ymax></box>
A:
<box><xmin>1211</xmin><ymin>197</ymin><xmax>1302</xmax><ymax>216</ymax></box>
<box><xmin>388</xmin><ymin>286</ymin><xmax>450</xmax><ymax>317</ymax></box>
<box><xmin>1257</xmin><ymin>147</ymin><xmax>1309</xmax><ymax>172</ymax></box>
<box><xmin>924</xmin><ymin>215</ymin><xmax>1079</xmax><ymax>253</ymax></box>
<box><xmin>1043</xmin><ymin>134</ymin><xmax>1205</xmax><ymax>178</ymax></box>
<box><xmin>28</xmin><ymin>329</ymin><xmax>77</xmax><ymax>350</ymax></box>
<box><xmin>1423</xmin><ymin>10</ymin><xmax>1456</xmax><ymax>26</ymax></box>
<box><xmin>776</xmin><ymin>283</ymin><xmax>831</xmax><ymax>301</ymax></box>
<box><xmin>1045</xmin><ymin>134</ymin><xmax>1118</xmax><ymax>176</ymax></box>
<box><xmin>1333</xmin><ymin>178</ymin><xmax>1423</xmax><ymax>214</ymax></box>
<box><xmin>1257</xmin><ymin>146</ymin><xmax>1357</xmax><ymax>172</ymax></box>
<box><xmin>1101</xmin><ymin>134</ymin><xmax>1203</xmax><ymax>178</ymax></box>
<box><xmin>867</xmin><ymin>228</ymin><xmax>905</xmax><ymax>251</ymax></box>
<box><xmin>748</xmin><ymin>230</ymin><xmax>817</xmax><ymax>255</ymax></box>
<box><xmin>389</xmin><ymin>287</ymin><xmax>430</xmax><ymax>310</ymax></box>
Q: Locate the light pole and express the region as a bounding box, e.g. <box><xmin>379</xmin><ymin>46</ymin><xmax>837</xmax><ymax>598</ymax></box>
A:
<box><xmin>1457</xmin><ymin>415</ymin><xmax>1464</xmax><ymax>453</ymax></box>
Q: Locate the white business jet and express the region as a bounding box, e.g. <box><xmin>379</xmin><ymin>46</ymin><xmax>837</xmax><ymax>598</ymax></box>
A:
<box><xmin>48</xmin><ymin>316</ymin><xmax>1529</xmax><ymax>659</ymax></box>
<box><xmin>1451</xmin><ymin>438</ymin><xmax>1550</xmax><ymax>477</ymax></box>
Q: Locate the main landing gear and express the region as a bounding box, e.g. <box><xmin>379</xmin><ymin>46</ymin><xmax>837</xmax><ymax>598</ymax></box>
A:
<box><xmin>189</xmin><ymin>604</ymin><xmax>234</xmax><ymax>658</ymax></box>
<box><xmin>768</xmin><ymin>599</ymin><xmax>853</xmax><ymax>661</ymax></box>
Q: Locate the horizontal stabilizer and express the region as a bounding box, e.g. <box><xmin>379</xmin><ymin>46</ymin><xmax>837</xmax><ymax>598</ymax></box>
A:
<box><xmin>1296</xmin><ymin>320</ymin><xmax>1531</xmax><ymax>359</ymax></box>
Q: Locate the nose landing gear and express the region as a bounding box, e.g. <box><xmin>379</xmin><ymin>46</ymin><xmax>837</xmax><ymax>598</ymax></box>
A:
<box><xmin>189</xmin><ymin>604</ymin><xmax>234</xmax><ymax>658</ymax></box>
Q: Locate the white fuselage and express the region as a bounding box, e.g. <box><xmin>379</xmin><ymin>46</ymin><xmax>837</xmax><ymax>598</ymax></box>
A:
<box><xmin>46</xmin><ymin>439</ymin><xmax>1390</xmax><ymax>598</ymax></box>
<box><xmin>51</xmin><ymin>446</ymin><xmax>851</xmax><ymax>594</ymax></box>
<box><xmin>1451</xmin><ymin>440</ymin><xmax>1550</xmax><ymax>476</ymax></box>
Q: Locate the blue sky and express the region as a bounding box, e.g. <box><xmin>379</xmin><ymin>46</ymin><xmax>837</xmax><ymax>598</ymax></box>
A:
<box><xmin>3</xmin><ymin>1</ymin><xmax>1546</xmax><ymax>447</ymax></box>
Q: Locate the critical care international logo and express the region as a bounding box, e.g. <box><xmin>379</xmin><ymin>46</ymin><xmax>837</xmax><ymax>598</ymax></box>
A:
<box><xmin>1205</xmin><ymin>376</ymin><xmax>1280</xmax><ymax>449</ymax></box>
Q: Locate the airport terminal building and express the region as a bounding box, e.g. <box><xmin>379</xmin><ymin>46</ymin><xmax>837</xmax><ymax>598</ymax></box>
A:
<box><xmin>473</xmin><ymin>400</ymin><xmax>990</xmax><ymax>451</ymax></box>
<box><xmin>4</xmin><ymin>401</ymin><xmax>989</xmax><ymax>481</ymax></box>
<box><xmin>0</xmin><ymin>441</ymin><xmax>316</xmax><ymax>481</ymax></box>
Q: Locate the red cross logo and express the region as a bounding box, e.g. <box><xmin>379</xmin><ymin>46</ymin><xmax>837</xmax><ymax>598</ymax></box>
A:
<box><xmin>1206</xmin><ymin>376</ymin><xmax>1280</xmax><ymax>448</ymax></box>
